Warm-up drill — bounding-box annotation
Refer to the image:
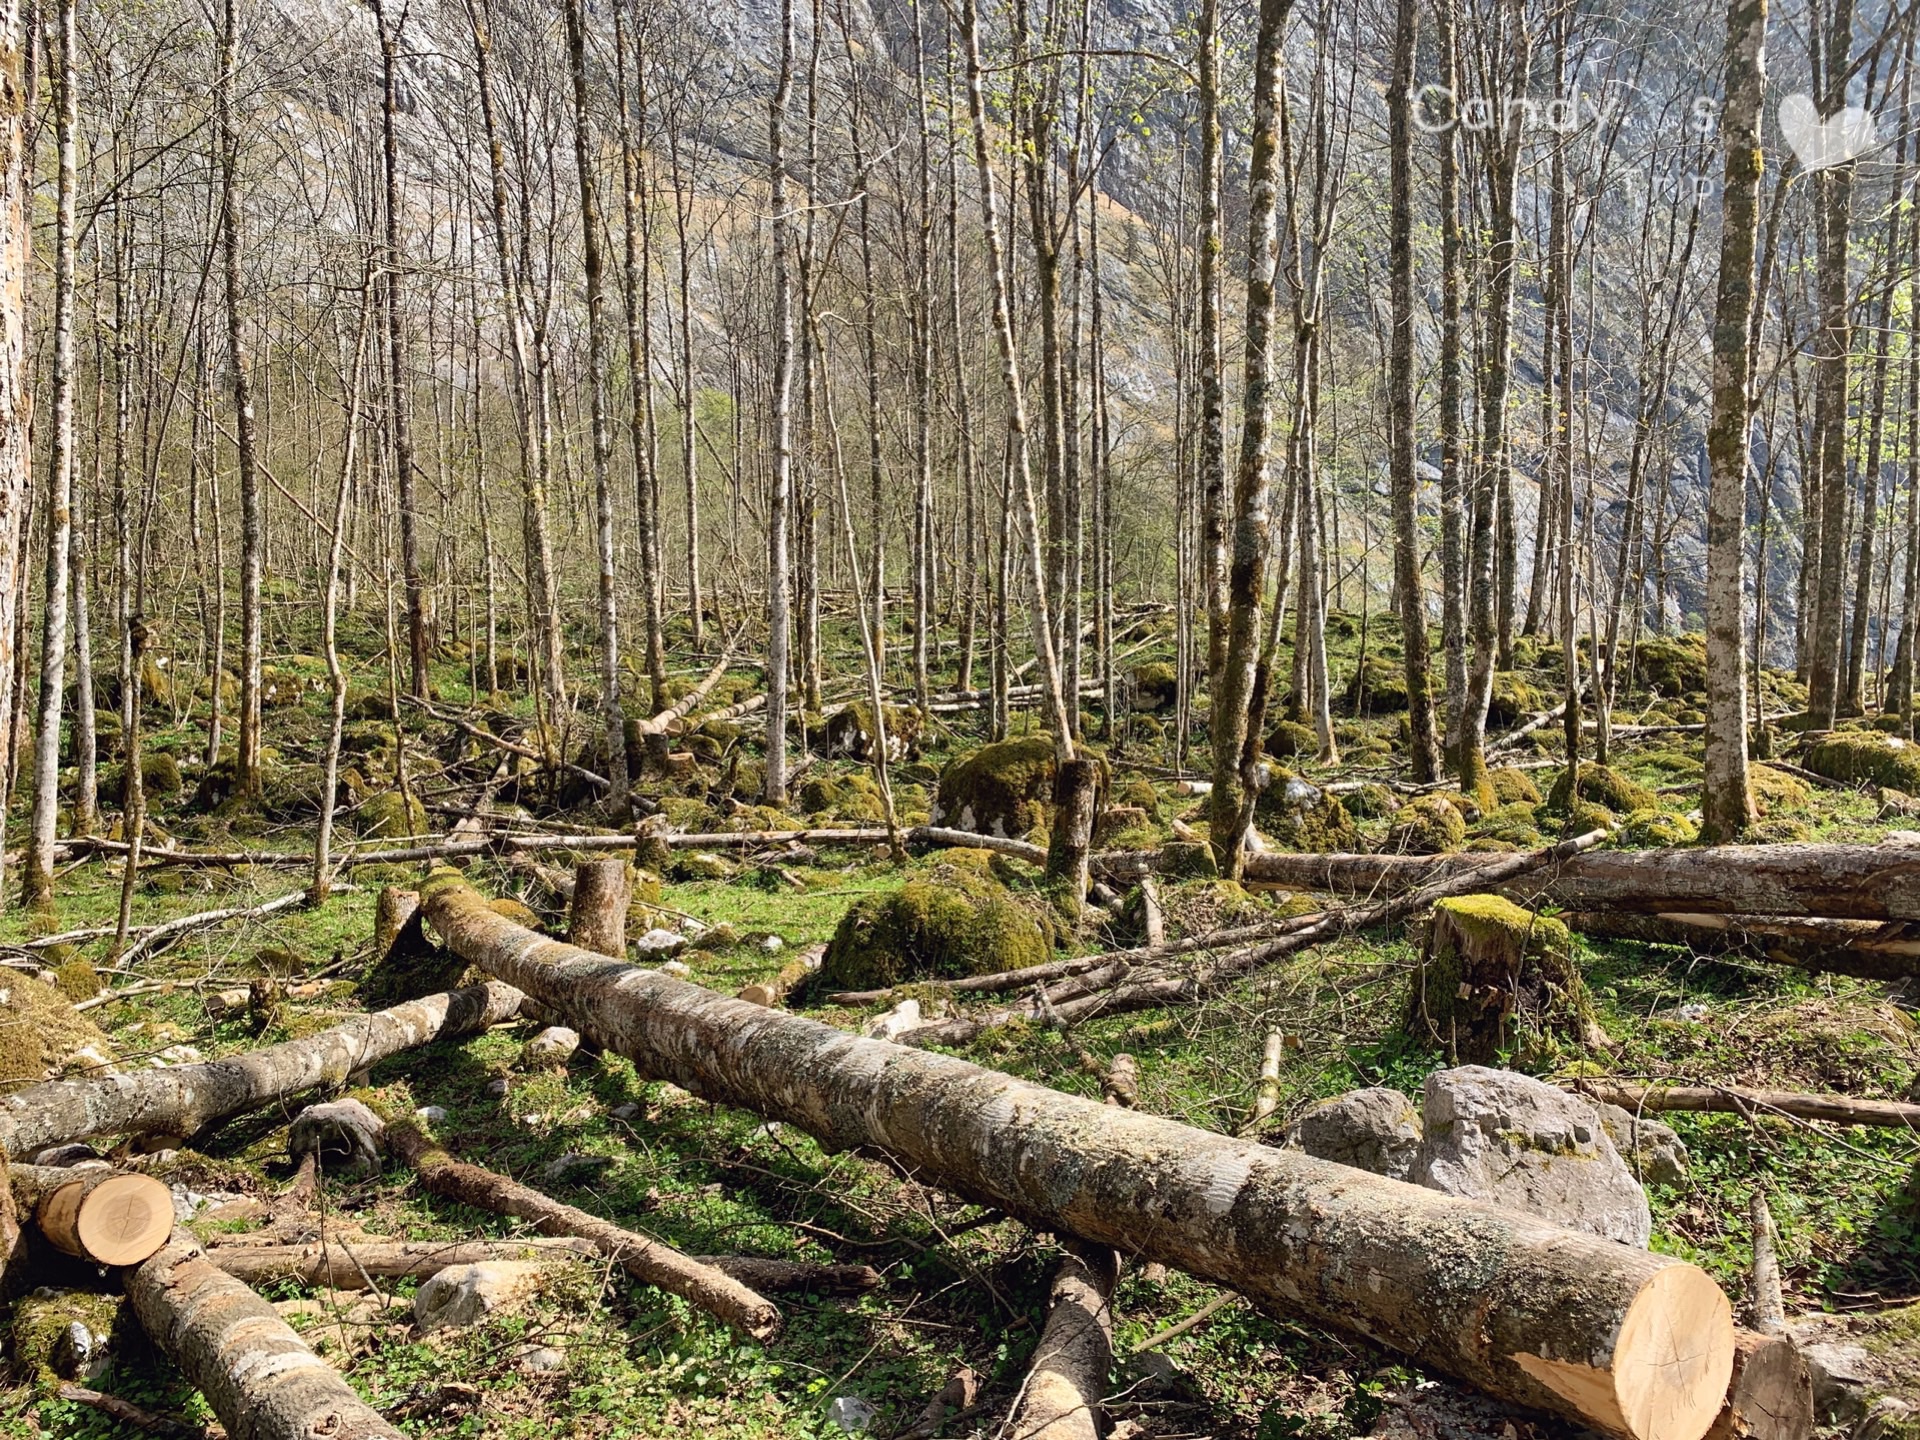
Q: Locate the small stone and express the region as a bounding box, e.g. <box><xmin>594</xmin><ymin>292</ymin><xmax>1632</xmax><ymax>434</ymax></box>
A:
<box><xmin>415</xmin><ymin>1105</ymin><xmax>449</xmax><ymax>1125</ymax></box>
<box><xmin>486</xmin><ymin>1077</ymin><xmax>511</xmax><ymax>1099</ymax></box>
<box><xmin>864</xmin><ymin>998</ymin><xmax>922</xmax><ymax>1041</ymax></box>
<box><xmin>1121</xmin><ymin>1350</ymin><xmax>1182</xmax><ymax>1400</ymax></box>
<box><xmin>1677</xmin><ymin>1002</ymin><xmax>1711</xmax><ymax>1022</ymax></box>
<box><xmin>519</xmin><ymin>1344</ymin><xmax>567</xmax><ymax>1375</ymax></box>
<box><xmin>660</xmin><ymin>959</ymin><xmax>692</xmax><ymax>978</ymax></box>
<box><xmin>521</xmin><ymin>1026</ymin><xmax>581</xmax><ymax>1068</ymax></box>
<box><xmin>826</xmin><ymin>1395</ymin><xmax>879</xmax><ymax>1434</ymax></box>
<box><xmin>635</xmin><ymin>928</ymin><xmax>688</xmax><ymax>958</ymax></box>
<box><xmin>414</xmin><ymin>1261</ymin><xmax>548</xmax><ymax>1332</ymax></box>
<box><xmin>759</xmin><ymin>934</ymin><xmax>784</xmax><ymax>955</ymax></box>
<box><xmin>543</xmin><ymin>1151</ymin><xmax>613</xmax><ymax>1184</ymax></box>
<box><xmin>32</xmin><ymin>1143</ymin><xmax>100</xmax><ymax>1168</ymax></box>
<box><xmin>609</xmin><ymin>1103</ymin><xmax>642</xmax><ymax>1122</ymax></box>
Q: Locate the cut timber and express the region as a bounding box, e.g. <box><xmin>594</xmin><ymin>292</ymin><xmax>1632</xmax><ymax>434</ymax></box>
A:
<box><xmin>1237</xmin><ymin>843</ymin><xmax>1920</xmax><ymax>921</ymax></box>
<box><xmin>420</xmin><ymin>875</ymin><xmax>1736</xmax><ymax>1440</ymax></box>
<box><xmin>738</xmin><ymin>948</ymin><xmax>822</xmax><ymax>1008</ymax></box>
<box><xmin>1569</xmin><ymin>1079</ymin><xmax>1920</xmax><ymax>1130</ymax></box>
<box><xmin>127</xmin><ymin>1228</ymin><xmax>403</xmax><ymax>1440</ymax></box>
<box><xmin>37</xmin><ymin>1169</ymin><xmax>173</xmax><ymax>1266</ymax></box>
<box><xmin>1006</xmin><ymin>1242</ymin><xmax>1117</xmax><ymax>1440</ymax></box>
<box><xmin>206</xmin><ymin>1238</ymin><xmax>881</xmax><ymax>1295</ymax></box>
<box><xmin>386</xmin><ymin>1120</ymin><xmax>781</xmax><ymax>1339</ymax></box>
<box><xmin>1563</xmin><ymin>911</ymin><xmax>1920</xmax><ymax>982</ymax></box>
<box><xmin>568</xmin><ymin>858</ymin><xmax>630</xmax><ymax>957</ymax></box>
<box><xmin>0</xmin><ymin>981</ymin><xmax>524</xmax><ymax>1159</ymax></box>
<box><xmin>1703</xmin><ymin>1331</ymin><xmax>1812</xmax><ymax>1440</ymax></box>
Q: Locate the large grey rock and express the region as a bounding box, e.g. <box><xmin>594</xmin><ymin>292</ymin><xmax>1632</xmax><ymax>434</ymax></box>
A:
<box><xmin>414</xmin><ymin>1261</ymin><xmax>548</xmax><ymax>1332</ymax></box>
<box><xmin>1592</xmin><ymin>1100</ymin><xmax>1690</xmax><ymax>1186</ymax></box>
<box><xmin>288</xmin><ymin>1098</ymin><xmax>387</xmax><ymax>1177</ymax></box>
<box><xmin>1409</xmin><ymin>1066</ymin><xmax>1652</xmax><ymax>1248</ymax></box>
<box><xmin>1284</xmin><ymin>1087</ymin><xmax>1423</xmax><ymax>1181</ymax></box>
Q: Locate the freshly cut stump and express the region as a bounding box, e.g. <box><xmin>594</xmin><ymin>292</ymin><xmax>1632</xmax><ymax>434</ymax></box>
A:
<box><xmin>1703</xmin><ymin>1331</ymin><xmax>1813</xmax><ymax>1440</ymax></box>
<box><xmin>420</xmin><ymin>875</ymin><xmax>1737</xmax><ymax>1440</ymax></box>
<box><xmin>127</xmin><ymin>1228</ymin><xmax>402</xmax><ymax>1440</ymax></box>
<box><xmin>1412</xmin><ymin>894</ymin><xmax>1592</xmax><ymax>1062</ymax></box>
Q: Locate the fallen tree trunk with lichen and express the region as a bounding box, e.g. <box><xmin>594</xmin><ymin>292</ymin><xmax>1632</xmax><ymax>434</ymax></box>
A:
<box><xmin>1567</xmin><ymin>1078</ymin><xmax>1920</xmax><ymax>1129</ymax></box>
<box><xmin>1231</xmin><ymin>843</ymin><xmax>1920</xmax><ymax>921</ymax></box>
<box><xmin>127</xmin><ymin>1227</ymin><xmax>404</xmax><ymax>1440</ymax></box>
<box><xmin>418</xmin><ymin>872</ymin><xmax>1735</xmax><ymax>1440</ymax></box>
<box><xmin>0</xmin><ymin>982</ymin><xmax>525</xmax><ymax>1159</ymax></box>
<box><xmin>1561</xmin><ymin>911</ymin><xmax>1920</xmax><ymax>980</ymax></box>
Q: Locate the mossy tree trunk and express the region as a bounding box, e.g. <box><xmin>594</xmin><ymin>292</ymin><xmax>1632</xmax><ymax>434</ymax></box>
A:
<box><xmin>1410</xmin><ymin>894</ymin><xmax>1591</xmax><ymax>1064</ymax></box>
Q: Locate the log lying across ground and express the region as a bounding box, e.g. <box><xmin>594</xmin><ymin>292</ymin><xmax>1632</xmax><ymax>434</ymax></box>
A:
<box><xmin>386</xmin><ymin>1120</ymin><xmax>783</xmax><ymax>1340</ymax></box>
<box><xmin>419</xmin><ymin>875</ymin><xmax>1736</xmax><ymax>1440</ymax></box>
<box><xmin>1007</xmin><ymin>1242</ymin><xmax>1118</xmax><ymax>1440</ymax></box>
<box><xmin>1570</xmin><ymin>1079</ymin><xmax>1920</xmax><ymax>1130</ymax></box>
<box><xmin>207</xmin><ymin>1238</ymin><xmax>882</xmax><ymax>1295</ymax></box>
<box><xmin>128</xmin><ymin>1228</ymin><xmax>403</xmax><ymax>1440</ymax></box>
<box><xmin>1235</xmin><ymin>843</ymin><xmax>1920</xmax><ymax>921</ymax></box>
<box><xmin>0</xmin><ymin>981</ymin><xmax>525</xmax><ymax>1159</ymax></box>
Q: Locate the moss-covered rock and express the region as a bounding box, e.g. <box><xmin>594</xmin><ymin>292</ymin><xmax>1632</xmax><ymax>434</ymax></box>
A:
<box><xmin>798</xmin><ymin>770</ymin><xmax>887</xmax><ymax>823</ymax></box>
<box><xmin>1131</xmin><ymin>662</ymin><xmax>1177</xmax><ymax>714</ymax></box>
<box><xmin>933</xmin><ymin>737</ymin><xmax>1056</xmax><ymax>839</ymax></box>
<box><xmin>1804</xmin><ymin>731</ymin><xmax>1920</xmax><ymax>792</ymax></box>
<box><xmin>1264</xmin><ymin>720</ymin><xmax>1317</xmax><ymax>760</ymax></box>
<box><xmin>818</xmin><ymin>853</ymin><xmax>1053</xmax><ymax>992</ymax></box>
<box><xmin>1749</xmin><ymin>764</ymin><xmax>1811</xmax><ymax>816</ymax></box>
<box><xmin>1158</xmin><ymin>840</ymin><xmax>1218</xmax><ymax>879</ymax></box>
<box><xmin>1343</xmin><ymin>656</ymin><xmax>1409</xmax><ymax>714</ymax></box>
<box><xmin>1489</xmin><ymin>767</ymin><xmax>1542</xmax><ymax>806</ymax></box>
<box><xmin>0</xmin><ymin>973</ymin><xmax>112</xmax><ymax>1090</ymax></box>
<box><xmin>51</xmin><ymin>959</ymin><xmax>100</xmax><ymax>1003</ymax></box>
<box><xmin>1112</xmin><ymin>773</ymin><xmax>1161</xmax><ymax>821</ymax></box>
<box><xmin>1256</xmin><ymin>770</ymin><xmax>1358</xmax><ymax>851</ymax></box>
<box><xmin>1639</xmin><ymin>749</ymin><xmax>1704</xmax><ymax>778</ymax></box>
<box><xmin>104</xmin><ymin>751</ymin><xmax>183</xmax><ymax>806</ymax></box>
<box><xmin>1629</xmin><ymin>633</ymin><xmax>1708</xmax><ymax>698</ymax></box>
<box><xmin>9</xmin><ymin>1288</ymin><xmax>127</xmax><ymax>1386</ymax></box>
<box><xmin>822</xmin><ymin>703</ymin><xmax>923</xmax><ymax>762</ymax></box>
<box><xmin>1410</xmin><ymin>894</ymin><xmax>1591</xmax><ymax>1065</ymax></box>
<box><xmin>1384</xmin><ymin>795</ymin><xmax>1467</xmax><ymax>855</ymax></box>
<box><xmin>1618</xmin><ymin>807</ymin><xmax>1698</xmax><ymax>847</ymax></box>
<box><xmin>1342</xmin><ymin>782</ymin><xmax>1401</xmax><ymax>819</ymax></box>
<box><xmin>1751</xmin><ymin>816</ymin><xmax>1814</xmax><ymax>844</ymax></box>
<box><xmin>1475</xmin><ymin>802</ymin><xmax>1544</xmax><ymax>849</ymax></box>
<box><xmin>1486</xmin><ymin>672</ymin><xmax>1543</xmax><ymax>727</ymax></box>
<box><xmin>1544</xmin><ymin>762</ymin><xmax>1656</xmax><ymax>816</ymax></box>
<box><xmin>1564</xmin><ymin>800</ymin><xmax>1618</xmax><ymax>835</ymax></box>
<box><xmin>358</xmin><ymin>789</ymin><xmax>428</xmax><ymax>840</ymax></box>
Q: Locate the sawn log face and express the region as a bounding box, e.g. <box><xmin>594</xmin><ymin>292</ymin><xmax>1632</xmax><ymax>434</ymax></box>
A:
<box><xmin>420</xmin><ymin>878</ymin><xmax>1733</xmax><ymax>1440</ymax></box>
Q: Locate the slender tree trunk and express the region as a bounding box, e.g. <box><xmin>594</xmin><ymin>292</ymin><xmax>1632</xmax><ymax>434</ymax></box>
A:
<box><xmin>762</xmin><ymin>0</ymin><xmax>796</xmax><ymax>805</ymax></box>
<box><xmin>1434</xmin><ymin>0</ymin><xmax>1467</xmax><ymax>773</ymax></box>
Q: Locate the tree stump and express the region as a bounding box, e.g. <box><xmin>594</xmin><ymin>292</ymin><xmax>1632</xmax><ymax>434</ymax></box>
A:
<box><xmin>373</xmin><ymin>887</ymin><xmax>422</xmax><ymax>960</ymax></box>
<box><xmin>1411</xmin><ymin>894</ymin><xmax>1594</xmax><ymax>1064</ymax></box>
<box><xmin>568</xmin><ymin>860</ymin><xmax>631</xmax><ymax>958</ymax></box>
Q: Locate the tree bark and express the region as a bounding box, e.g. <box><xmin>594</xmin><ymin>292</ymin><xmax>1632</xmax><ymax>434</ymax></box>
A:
<box><xmin>1703</xmin><ymin>1330</ymin><xmax>1811</xmax><ymax>1440</ymax></box>
<box><xmin>127</xmin><ymin>1228</ymin><xmax>404</xmax><ymax>1440</ymax></box>
<box><xmin>1006</xmin><ymin>1242</ymin><xmax>1117</xmax><ymax>1440</ymax></box>
<box><xmin>567</xmin><ymin>857</ymin><xmax>630</xmax><ymax>959</ymax></box>
<box><xmin>419</xmin><ymin>875</ymin><xmax>1736</xmax><ymax>1440</ymax></box>
<box><xmin>0</xmin><ymin>982</ymin><xmax>524</xmax><ymax>1159</ymax></box>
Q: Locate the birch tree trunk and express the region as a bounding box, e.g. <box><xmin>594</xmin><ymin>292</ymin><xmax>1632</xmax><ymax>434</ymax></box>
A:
<box><xmin>762</xmin><ymin>0</ymin><xmax>796</xmax><ymax>806</ymax></box>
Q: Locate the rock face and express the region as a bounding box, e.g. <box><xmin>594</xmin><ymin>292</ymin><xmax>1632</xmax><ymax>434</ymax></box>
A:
<box><xmin>1410</xmin><ymin>1066</ymin><xmax>1652</xmax><ymax>1248</ymax></box>
<box><xmin>1592</xmin><ymin>1100</ymin><xmax>1690</xmax><ymax>1187</ymax></box>
<box><xmin>1285</xmin><ymin>1088</ymin><xmax>1423</xmax><ymax>1181</ymax></box>
<box><xmin>414</xmin><ymin>1261</ymin><xmax>548</xmax><ymax>1332</ymax></box>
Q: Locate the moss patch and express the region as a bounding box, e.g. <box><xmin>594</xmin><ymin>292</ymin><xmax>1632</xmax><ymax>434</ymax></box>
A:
<box><xmin>1131</xmin><ymin>662</ymin><xmax>1177</xmax><ymax>713</ymax></box>
<box><xmin>1343</xmin><ymin>657</ymin><xmax>1408</xmax><ymax>714</ymax></box>
<box><xmin>1618</xmin><ymin>807</ymin><xmax>1698</xmax><ymax>847</ymax></box>
<box><xmin>1342</xmin><ymin>782</ymin><xmax>1400</xmax><ymax>819</ymax></box>
<box><xmin>358</xmin><ymin>789</ymin><xmax>428</xmax><ymax>840</ymax></box>
<box><xmin>1265</xmin><ymin>720</ymin><xmax>1317</xmax><ymax>760</ymax></box>
<box><xmin>1383</xmin><ymin>795</ymin><xmax>1466</xmax><ymax>855</ymax></box>
<box><xmin>1255</xmin><ymin>771</ymin><xmax>1357</xmax><ymax>851</ymax></box>
<box><xmin>1804</xmin><ymin>731</ymin><xmax>1920</xmax><ymax>792</ymax></box>
<box><xmin>932</xmin><ymin>737</ymin><xmax>1056</xmax><ymax>839</ymax></box>
<box><xmin>0</xmin><ymin>974</ymin><xmax>111</xmax><ymax>1091</ymax></box>
<box><xmin>1545</xmin><ymin>762</ymin><xmax>1656</xmax><ymax>816</ymax></box>
<box><xmin>818</xmin><ymin>852</ymin><xmax>1052</xmax><ymax>992</ymax></box>
<box><xmin>1486</xmin><ymin>672</ymin><xmax>1543</xmax><ymax>727</ymax></box>
<box><xmin>1489</xmin><ymin>767</ymin><xmax>1542</xmax><ymax>805</ymax></box>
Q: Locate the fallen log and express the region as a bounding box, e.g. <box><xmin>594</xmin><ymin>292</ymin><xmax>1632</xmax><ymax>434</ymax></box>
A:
<box><xmin>206</xmin><ymin>1238</ymin><xmax>882</xmax><ymax>1296</ymax></box>
<box><xmin>1568</xmin><ymin>1079</ymin><xmax>1920</xmax><ymax>1130</ymax></box>
<box><xmin>419</xmin><ymin>875</ymin><xmax>1736</xmax><ymax>1440</ymax></box>
<box><xmin>1235</xmin><ymin>843</ymin><xmax>1920</xmax><ymax>921</ymax></box>
<box><xmin>1704</xmin><ymin>1331</ymin><xmax>1812</xmax><ymax>1440</ymax></box>
<box><xmin>1006</xmin><ymin>1242</ymin><xmax>1117</xmax><ymax>1440</ymax></box>
<box><xmin>386</xmin><ymin>1120</ymin><xmax>781</xmax><ymax>1340</ymax></box>
<box><xmin>127</xmin><ymin>1228</ymin><xmax>404</xmax><ymax>1440</ymax></box>
<box><xmin>1562</xmin><ymin>911</ymin><xmax>1920</xmax><ymax>981</ymax></box>
<box><xmin>29</xmin><ymin>1166</ymin><xmax>173</xmax><ymax>1267</ymax></box>
<box><xmin>0</xmin><ymin>981</ymin><xmax>526</xmax><ymax>1159</ymax></box>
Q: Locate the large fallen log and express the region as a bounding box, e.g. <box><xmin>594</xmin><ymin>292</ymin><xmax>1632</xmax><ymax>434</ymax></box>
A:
<box><xmin>419</xmin><ymin>875</ymin><xmax>1735</xmax><ymax>1440</ymax></box>
<box><xmin>127</xmin><ymin>1227</ymin><xmax>404</xmax><ymax>1440</ymax></box>
<box><xmin>1562</xmin><ymin>911</ymin><xmax>1920</xmax><ymax>980</ymax></box>
<box><xmin>206</xmin><ymin>1238</ymin><xmax>883</xmax><ymax>1295</ymax></box>
<box><xmin>1235</xmin><ymin>843</ymin><xmax>1920</xmax><ymax>921</ymax></box>
<box><xmin>385</xmin><ymin>1120</ymin><xmax>782</xmax><ymax>1340</ymax></box>
<box><xmin>1568</xmin><ymin>1079</ymin><xmax>1920</xmax><ymax>1130</ymax></box>
<box><xmin>0</xmin><ymin>982</ymin><xmax>525</xmax><ymax>1159</ymax></box>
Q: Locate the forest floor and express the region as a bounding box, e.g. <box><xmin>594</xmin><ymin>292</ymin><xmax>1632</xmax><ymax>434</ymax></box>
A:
<box><xmin>1</xmin><ymin>614</ymin><xmax>1917</xmax><ymax>1439</ymax></box>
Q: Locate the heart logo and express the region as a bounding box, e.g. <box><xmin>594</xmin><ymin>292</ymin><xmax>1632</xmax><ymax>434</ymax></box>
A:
<box><xmin>1778</xmin><ymin>93</ymin><xmax>1878</xmax><ymax>172</ymax></box>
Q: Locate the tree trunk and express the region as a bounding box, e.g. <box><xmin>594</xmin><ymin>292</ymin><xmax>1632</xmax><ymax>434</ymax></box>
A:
<box><xmin>567</xmin><ymin>857</ymin><xmax>630</xmax><ymax>959</ymax></box>
<box><xmin>762</xmin><ymin>0</ymin><xmax>796</xmax><ymax>806</ymax></box>
<box><xmin>0</xmin><ymin>982</ymin><xmax>524</xmax><ymax>1159</ymax></box>
<box><xmin>1006</xmin><ymin>1242</ymin><xmax>1117</xmax><ymax>1440</ymax></box>
<box><xmin>127</xmin><ymin>1228</ymin><xmax>405</xmax><ymax>1440</ymax></box>
<box><xmin>419</xmin><ymin>876</ymin><xmax>1736</xmax><ymax>1440</ymax></box>
<box><xmin>1569</xmin><ymin>1078</ymin><xmax>1920</xmax><ymax>1131</ymax></box>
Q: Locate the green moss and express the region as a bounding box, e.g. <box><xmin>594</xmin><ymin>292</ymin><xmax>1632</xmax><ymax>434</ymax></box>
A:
<box><xmin>1342</xmin><ymin>782</ymin><xmax>1400</xmax><ymax>819</ymax></box>
<box><xmin>1131</xmin><ymin>662</ymin><xmax>1177</xmax><ymax>713</ymax></box>
<box><xmin>818</xmin><ymin>854</ymin><xmax>1053</xmax><ymax>992</ymax></box>
<box><xmin>1256</xmin><ymin>770</ymin><xmax>1358</xmax><ymax>851</ymax></box>
<box><xmin>1486</xmin><ymin>672</ymin><xmax>1543</xmax><ymax>727</ymax></box>
<box><xmin>1804</xmin><ymin>731</ymin><xmax>1920</xmax><ymax>791</ymax></box>
<box><xmin>0</xmin><ymin>973</ymin><xmax>111</xmax><ymax>1091</ymax></box>
<box><xmin>9</xmin><ymin>1289</ymin><xmax>127</xmax><ymax>1387</ymax></box>
<box><xmin>1343</xmin><ymin>656</ymin><xmax>1409</xmax><ymax>714</ymax></box>
<box><xmin>1632</xmin><ymin>633</ymin><xmax>1709</xmax><ymax>697</ymax></box>
<box><xmin>1751</xmin><ymin>816</ymin><xmax>1814</xmax><ymax>844</ymax></box>
<box><xmin>358</xmin><ymin>789</ymin><xmax>428</xmax><ymax>840</ymax></box>
<box><xmin>1158</xmin><ymin>841</ymin><xmax>1218</xmax><ymax>879</ymax></box>
<box><xmin>933</xmin><ymin>737</ymin><xmax>1056</xmax><ymax>839</ymax></box>
<box><xmin>1475</xmin><ymin>802</ymin><xmax>1543</xmax><ymax>849</ymax></box>
<box><xmin>1544</xmin><ymin>762</ymin><xmax>1656</xmax><ymax>815</ymax></box>
<box><xmin>1112</xmin><ymin>773</ymin><xmax>1161</xmax><ymax>820</ymax></box>
<box><xmin>1564</xmin><ymin>800</ymin><xmax>1618</xmax><ymax>835</ymax></box>
<box><xmin>1489</xmin><ymin>767</ymin><xmax>1542</xmax><ymax>806</ymax></box>
<box><xmin>1748</xmin><ymin>764</ymin><xmax>1811</xmax><ymax>815</ymax></box>
<box><xmin>1639</xmin><ymin>749</ymin><xmax>1704</xmax><ymax>778</ymax></box>
<box><xmin>1411</xmin><ymin>894</ymin><xmax>1589</xmax><ymax>1065</ymax></box>
<box><xmin>51</xmin><ymin>959</ymin><xmax>100</xmax><ymax>1003</ymax></box>
<box><xmin>1618</xmin><ymin>807</ymin><xmax>1698</xmax><ymax>847</ymax></box>
<box><xmin>1384</xmin><ymin>795</ymin><xmax>1467</xmax><ymax>855</ymax></box>
<box><xmin>1264</xmin><ymin>720</ymin><xmax>1317</xmax><ymax>760</ymax></box>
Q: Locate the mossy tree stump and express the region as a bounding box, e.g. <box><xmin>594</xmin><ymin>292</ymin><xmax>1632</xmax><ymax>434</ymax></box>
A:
<box><xmin>1411</xmin><ymin>894</ymin><xmax>1593</xmax><ymax>1064</ymax></box>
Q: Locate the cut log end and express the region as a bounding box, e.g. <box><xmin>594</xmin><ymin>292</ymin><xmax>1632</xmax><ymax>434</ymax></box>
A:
<box><xmin>1520</xmin><ymin>1263</ymin><xmax>1734</xmax><ymax>1440</ymax></box>
<box><xmin>1705</xmin><ymin>1330</ymin><xmax>1814</xmax><ymax>1440</ymax></box>
<box><xmin>39</xmin><ymin>1172</ymin><xmax>174</xmax><ymax>1267</ymax></box>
